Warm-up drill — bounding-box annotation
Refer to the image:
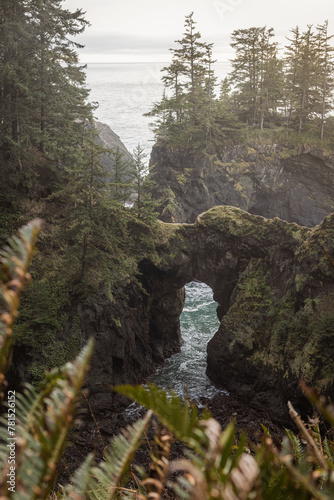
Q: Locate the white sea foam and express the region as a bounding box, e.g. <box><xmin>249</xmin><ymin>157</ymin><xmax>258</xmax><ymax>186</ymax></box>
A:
<box><xmin>149</xmin><ymin>281</ymin><xmax>227</xmax><ymax>401</ymax></box>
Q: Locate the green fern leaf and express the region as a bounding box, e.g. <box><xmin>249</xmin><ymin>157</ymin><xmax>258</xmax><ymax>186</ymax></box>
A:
<box><xmin>80</xmin><ymin>410</ymin><xmax>152</xmax><ymax>500</ymax></box>
<box><xmin>114</xmin><ymin>383</ymin><xmax>209</xmax><ymax>448</ymax></box>
<box><xmin>0</xmin><ymin>340</ymin><xmax>94</xmax><ymax>499</ymax></box>
<box><xmin>63</xmin><ymin>453</ymin><xmax>95</xmax><ymax>497</ymax></box>
<box><xmin>285</xmin><ymin>428</ymin><xmax>304</xmax><ymax>464</ymax></box>
<box><xmin>0</xmin><ymin>219</ymin><xmax>42</xmax><ymax>387</ymax></box>
<box><xmin>323</xmin><ymin>437</ymin><xmax>334</xmax><ymax>468</ymax></box>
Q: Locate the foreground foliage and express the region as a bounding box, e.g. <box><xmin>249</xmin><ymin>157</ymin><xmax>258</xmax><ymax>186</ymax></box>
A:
<box><xmin>1</xmin><ymin>223</ymin><xmax>334</xmax><ymax>499</ymax></box>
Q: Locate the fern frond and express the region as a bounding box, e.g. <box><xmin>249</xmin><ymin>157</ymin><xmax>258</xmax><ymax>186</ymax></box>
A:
<box><xmin>261</xmin><ymin>424</ymin><xmax>271</xmax><ymax>436</ymax></box>
<box><xmin>62</xmin><ymin>452</ymin><xmax>95</xmax><ymax>498</ymax></box>
<box><xmin>324</xmin><ymin>437</ymin><xmax>334</xmax><ymax>468</ymax></box>
<box><xmin>76</xmin><ymin>410</ymin><xmax>153</xmax><ymax>500</ymax></box>
<box><xmin>0</xmin><ymin>340</ymin><xmax>94</xmax><ymax>500</ymax></box>
<box><xmin>217</xmin><ymin>421</ymin><xmax>235</xmax><ymax>471</ymax></box>
<box><xmin>285</xmin><ymin>428</ymin><xmax>304</xmax><ymax>464</ymax></box>
<box><xmin>288</xmin><ymin>400</ymin><xmax>328</xmax><ymax>470</ymax></box>
<box><xmin>140</xmin><ymin>425</ymin><xmax>173</xmax><ymax>500</ymax></box>
<box><xmin>114</xmin><ymin>384</ymin><xmax>209</xmax><ymax>449</ymax></box>
<box><xmin>0</xmin><ymin>219</ymin><xmax>42</xmax><ymax>397</ymax></box>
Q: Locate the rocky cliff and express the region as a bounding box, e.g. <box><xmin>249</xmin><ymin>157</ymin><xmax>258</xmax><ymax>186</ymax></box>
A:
<box><xmin>149</xmin><ymin>143</ymin><xmax>334</xmax><ymax>227</ymax></box>
<box><xmin>94</xmin><ymin>121</ymin><xmax>133</xmax><ymax>169</ymax></box>
<box><xmin>140</xmin><ymin>206</ymin><xmax>334</xmax><ymax>418</ymax></box>
<box><xmin>12</xmin><ymin>204</ymin><xmax>334</xmax><ymax>419</ymax></box>
<box><xmin>53</xmin><ymin>204</ymin><xmax>334</xmax><ymax>417</ymax></box>
<box><xmin>10</xmin><ymin>138</ymin><xmax>334</xmax><ymax>420</ymax></box>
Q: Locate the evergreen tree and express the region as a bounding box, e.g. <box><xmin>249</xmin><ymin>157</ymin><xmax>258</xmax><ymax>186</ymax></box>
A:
<box><xmin>216</xmin><ymin>78</ymin><xmax>242</xmax><ymax>140</ymax></box>
<box><xmin>201</xmin><ymin>43</ymin><xmax>219</xmax><ymax>149</ymax></box>
<box><xmin>109</xmin><ymin>147</ymin><xmax>133</xmax><ymax>204</ymax></box>
<box><xmin>28</xmin><ymin>0</ymin><xmax>91</xmax><ymax>159</ymax></box>
<box><xmin>315</xmin><ymin>20</ymin><xmax>334</xmax><ymax>140</ymax></box>
<box><xmin>161</xmin><ymin>59</ymin><xmax>186</xmax><ymax>139</ymax></box>
<box><xmin>146</xmin><ymin>12</ymin><xmax>221</xmax><ymax>152</ymax></box>
<box><xmin>54</xmin><ymin>128</ymin><xmax>136</xmax><ymax>298</ymax></box>
<box><xmin>173</xmin><ymin>12</ymin><xmax>207</xmax><ymax>96</ymax></box>
<box><xmin>230</xmin><ymin>26</ymin><xmax>282</xmax><ymax>128</ymax></box>
<box><xmin>131</xmin><ymin>144</ymin><xmax>156</xmax><ymax>221</ymax></box>
<box><xmin>282</xmin><ymin>26</ymin><xmax>301</xmax><ymax>135</ymax></box>
<box><xmin>146</xmin><ymin>90</ymin><xmax>176</xmax><ymax>142</ymax></box>
<box><xmin>284</xmin><ymin>25</ymin><xmax>319</xmax><ymax>133</ymax></box>
<box><xmin>0</xmin><ymin>0</ymin><xmax>31</xmax><ymax>166</ymax></box>
<box><xmin>0</xmin><ymin>0</ymin><xmax>91</xmax><ymax>172</ymax></box>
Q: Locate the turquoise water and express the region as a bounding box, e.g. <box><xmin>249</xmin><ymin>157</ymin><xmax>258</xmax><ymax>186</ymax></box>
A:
<box><xmin>125</xmin><ymin>282</ymin><xmax>225</xmax><ymax>417</ymax></box>
<box><xmin>84</xmin><ymin>65</ymin><xmax>227</xmax><ymax>403</ymax></box>
<box><xmin>149</xmin><ymin>281</ymin><xmax>226</xmax><ymax>404</ymax></box>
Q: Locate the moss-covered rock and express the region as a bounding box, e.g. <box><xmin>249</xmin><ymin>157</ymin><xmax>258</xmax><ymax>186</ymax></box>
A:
<box><xmin>143</xmin><ymin>204</ymin><xmax>334</xmax><ymax>418</ymax></box>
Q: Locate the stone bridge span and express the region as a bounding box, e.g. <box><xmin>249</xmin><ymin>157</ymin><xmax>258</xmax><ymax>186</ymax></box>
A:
<box><xmin>140</xmin><ymin>205</ymin><xmax>334</xmax><ymax>416</ymax></box>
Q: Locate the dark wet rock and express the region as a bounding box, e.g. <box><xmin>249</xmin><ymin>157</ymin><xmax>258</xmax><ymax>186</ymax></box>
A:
<box><xmin>149</xmin><ymin>143</ymin><xmax>334</xmax><ymax>227</ymax></box>
<box><xmin>13</xmin><ymin>204</ymin><xmax>334</xmax><ymax>423</ymax></box>
<box><xmin>94</xmin><ymin>120</ymin><xmax>133</xmax><ymax>168</ymax></box>
<box><xmin>73</xmin><ymin>282</ymin><xmax>183</xmax><ymax>404</ymax></box>
<box><xmin>142</xmin><ymin>206</ymin><xmax>334</xmax><ymax>418</ymax></box>
<box><xmin>58</xmin><ymin>205</ymin><xmax>334</xmax><ymax>420</ymax></box>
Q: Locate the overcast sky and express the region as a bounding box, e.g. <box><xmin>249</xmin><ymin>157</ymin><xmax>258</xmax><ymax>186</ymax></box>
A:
<box><xmin>63</xmin><ymin>0</ymin><xmax>334</xmax><ymax>63</ymax></box>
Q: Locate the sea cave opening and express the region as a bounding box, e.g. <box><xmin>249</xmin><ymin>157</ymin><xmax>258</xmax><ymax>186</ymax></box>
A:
<box><xmin>149</xmin><ymin>281</ymin><xmax>225</xmax><ymax>403</ymax></box>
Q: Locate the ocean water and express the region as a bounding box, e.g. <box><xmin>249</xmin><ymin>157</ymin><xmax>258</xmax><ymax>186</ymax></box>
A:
<box><xmin>84</xmin><ymin>62</ymin><xmax>165</xmax><ymax>156</ymax></box>
<box><xmin>84</xmin><ymin>61</ymin><xmax>228</xmax><ymax>157</ymax></box>
<box><xmin>84</xmin><ymin>63</ymin><xmax>224</xmax><ymax>400</ymax></box>
<box><xmin>149</xmin><ymin>281</ymin><xmax>226</xmax><ymax>403</ymax></box>
<box><xmin>125</xmin><ymin>282</ymin><xmax>224</xmax><ymax>416</ymax></box>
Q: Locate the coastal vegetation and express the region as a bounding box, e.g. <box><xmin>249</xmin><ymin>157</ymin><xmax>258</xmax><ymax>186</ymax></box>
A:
<box><xmin>147</xmin><ymin>13</ymin><xmax>334</xmax><ymax>152</ymax></box>
<box><xmin>0</xmin><ymin>0</ymin><xmax>159</xmax><ymax>381</ymax></box>
<box><xmin>2</xmin><ymin>2</ymin><xmax>334</xmax><ymax>498</ymax></box>
<box><xmin>1</xmin><ymin>226</ymin><xmax>334</xmax><ymax>498</ymax></box>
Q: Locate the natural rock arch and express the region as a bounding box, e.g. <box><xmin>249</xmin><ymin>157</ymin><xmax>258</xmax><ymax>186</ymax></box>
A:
<box><xmin>140</xmin><ymin>205</ymin><xmax>334</xmax><ymax>416</ymax></box>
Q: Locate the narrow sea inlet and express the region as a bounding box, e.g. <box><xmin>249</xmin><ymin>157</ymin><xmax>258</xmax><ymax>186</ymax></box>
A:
<box><xmin>149</xmin><ymin>281</ymin><xmax>226</xmax><ymax>403</ymax></box>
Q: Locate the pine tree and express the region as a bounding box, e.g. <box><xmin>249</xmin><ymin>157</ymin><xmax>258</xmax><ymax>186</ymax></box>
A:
<box><xmin>284</xmin><ymin>25</ymin><xmax>319</xmax><ymax>134</ymax></box>
<box><xmin>28</xmin><ymin>0</ymin><xmax>91</xmax><ymax>159</ymax></box>
<box><xmin>161</xmin><ymin>59</ymin><xmax>186</xmax><ymax>139</ymax></box>
<box><xmin>146</xmin><ymin>13</ymin><xmax>220</xmax><ymax>152</ymax></box>
<box><xmin>53</xmin><ymin>128</ymin><xmax>135</xmax><ymax>298</ymax></box>
<box><xmin>109</xmin><ymin>147</ymin><xmax>133</xmax><ymax>204</ymax></box>
<box><xmin>145</xmin><ymin>89</ymin><xmax>176</xmax><ymax>142</ymax></box>
<box><xmin>0</xmin><ymin>0</ymin><xmax>92</xmax><ymax>172</ymax></box>
<box><xmin>131</xmin><ymin>144</ymin><xmax>156</xmax><ymax>221</ymax></box>
<box><xmin>216</xmin><ymin>78</ymin><xmax>242</xmax><ymax>140</ymax></box>
<box><xmin>257</xmin><ymin>28</ymin><xmax>283</xmax><ymax>129</ymax></box>
<box><xmin>315</xmin><ymin>20</ymin><xmax>334</xmax><ymax>140</ymax></box>
<box><xmin>230</xmin><ymin>26</ymin><xmax>282</xmax><ymax>128</ymax></box>
<box><xmin>0</xmin><ymin>0</ymin><xmax>31</xmax><ymax>166</ymax></box>
<box><xmin>173</xmin><ymin>13</ymin><xmax>207</xmax><ymax>95</ymax></box>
